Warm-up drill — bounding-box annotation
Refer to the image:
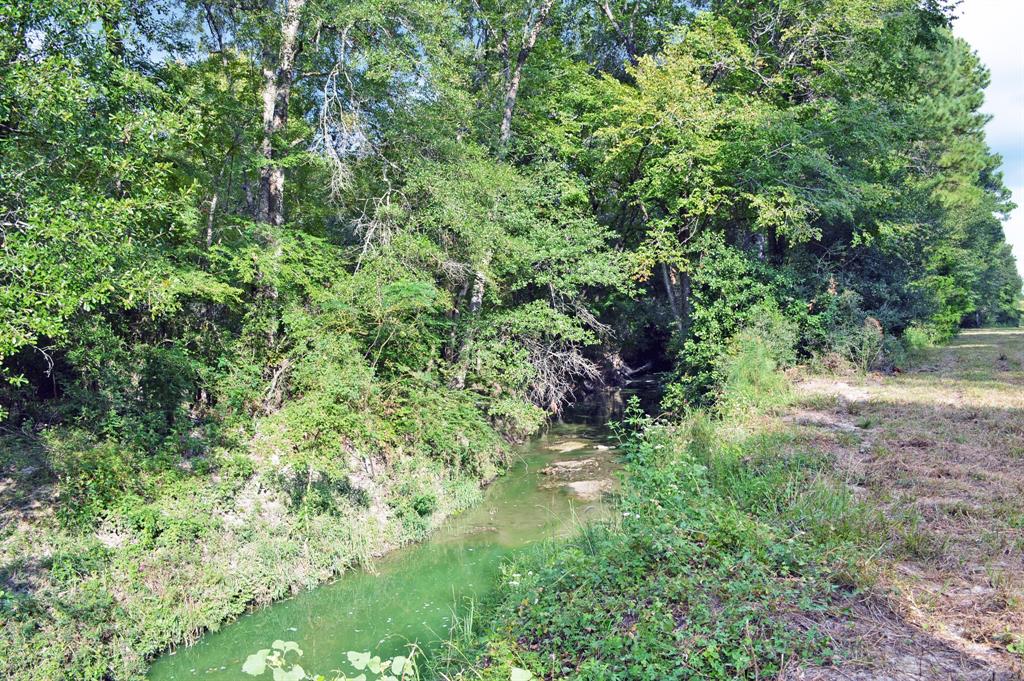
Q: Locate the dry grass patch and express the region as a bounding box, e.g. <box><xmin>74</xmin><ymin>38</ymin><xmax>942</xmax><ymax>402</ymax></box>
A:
<box><xmin>785</xmin><ymin>593</ymin><xmax>1012</xmax><ymax>681</ymax></box>
<box><xmin>788</xmin><ymin>328</ymin><xmax>1024</xmax><ymax>677</ymax></box>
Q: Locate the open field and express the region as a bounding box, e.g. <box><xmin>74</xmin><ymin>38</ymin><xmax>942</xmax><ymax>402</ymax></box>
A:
<box><xmin>788</xmin><ymin>328</ymin><xmax>1024</xmax><ymax>678</ymax></box>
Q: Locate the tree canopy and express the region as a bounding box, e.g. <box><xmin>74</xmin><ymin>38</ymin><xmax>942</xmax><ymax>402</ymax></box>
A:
<box><xmin>2</xmin><ymin>0</ymin><xmax>1019</xmax><ymax>443</ymax></box>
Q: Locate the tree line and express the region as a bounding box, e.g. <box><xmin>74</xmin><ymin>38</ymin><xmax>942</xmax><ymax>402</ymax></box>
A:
<box><xmin>1</xmin><ymin>0</ymin><xmax>1021</xmax><ymax>494</ymax></box>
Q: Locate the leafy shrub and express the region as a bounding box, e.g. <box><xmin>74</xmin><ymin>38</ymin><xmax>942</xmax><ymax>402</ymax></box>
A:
<box><xmin>389</xmin><ymin>382</ymin><xmax>505</xmax><ymax>477</ymax></box>
<box><xmin>411</xmin><ymin>492</ymin><xmax>437</xmax><ymax>517</ymax></box>
<box><xmin>806</xmin><ymin>288</ymin><xmax>891</xmax><ymax>372</ymax></box>
<box><xmin>901</xmin><ymin>324</ymin><xmax>937</xmax><ymax>353</ymax></box>
<box><xmin>665</xmin><ymin>233</ymin><xmax>804</xmax><ymax>407</ymax></box>
<box><xmin>714</xmin><ymin>326</ymin><xmax>792</xmax><ymax>416</ymax></box>
<box><xmin>880</xmin><ymin>333</ymin><xmax>908</xmax><ymax>371</ymax></box>
<box><xmin>217</xmin><ymin>450</ymin><xmax>256</xmax><ymax>483</ymax></box>
<box><xmin>484</xmin><ymin>397</ymin><xmax>546</xmax><ymax>443</ymax></box>
<box><xmin>850</xmin><ymin>317</ymin><xmax>885</xmax><ymax>372</ymax></box>
<box><xmin>59</xmin><ymin>320</ymin><xmax>201</xmax><ymax>450</ymax></box>
<box><xmin>664</xmin><ymin>303</ymin><xmax>797</xmax><ymax>415</ymax></box>
<box><xmin>113</xmin><ymin>495</ymin><xmax>209</xmax><ymax>547</ymax></box>
<box><xmin>44</xmin><ymin>430</ymin><xmax>146</xmax><ymax>527</ymax></box>
<box><xmin>48</xmin><ymin>543</ymin><xmax>111</xmax><ymax>587</ymax></box>
<box><xmin>388</xmin><ymin>478</ymin><xmax>442</xmax><ymax>538</ymax></box>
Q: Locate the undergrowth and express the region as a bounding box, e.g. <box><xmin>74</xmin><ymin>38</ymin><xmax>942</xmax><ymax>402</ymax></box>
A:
<box><xmin>439</xmin><ymin>332</ymin><xmax>885</xmax><ymax>680</ymax></box>
<box><xmin>0</xmin><ymin>391</ymin><xmax>504</xmax><ymax>680</ymax></box>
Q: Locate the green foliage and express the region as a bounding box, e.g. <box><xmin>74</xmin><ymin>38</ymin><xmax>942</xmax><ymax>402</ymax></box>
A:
<box><xmin>805</xmin><ymin>289</ymin><xmax>888</xmax><ymax>372</ymax></box>
<box><xmin>713</xmin><ymin>316</ymin><xmax>795</xmax><ymax>417</ymax></box>
<box><xmin>661</xmin><ymin>234</ymin><xmax>803</xmax><ymax>408</ymax></box>
<box><xmin>1</xmin><ymin>0</ymin><xmax>1020</xmax><ymax>678</ymax></box>
<box><xmin>450</xmin><ymin>395</ymin><xmax>881</xmax><ymax>680</ymax></box>
<box><xmin>242</xmin><ymin>641</ymin><xmax>308</xmax><ymax>681</ymax></box>
<box><xmin>44</xmin><ymin>431</ymin><xmax>148</xmax><ymax>527</ymax></box>
<box><xmin>901</xmin><ymin>324</ymin><xmax>937</xmax><ymax>353</ymax></box>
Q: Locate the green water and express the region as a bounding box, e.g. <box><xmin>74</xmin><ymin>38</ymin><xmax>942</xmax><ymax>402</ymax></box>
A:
<box><xmin>147</xmin><ymin>412</ymin><xmax>627</xmax><ymax>681</ymax></box>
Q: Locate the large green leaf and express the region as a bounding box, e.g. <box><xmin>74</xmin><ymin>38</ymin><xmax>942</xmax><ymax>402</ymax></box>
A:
<box><xmin>347</xmin><ymin>651</ymin><xmax>371</xmax><ymax>670</ymax></box>
<box><xmin>241</xmin><ymin>650</ymin><xmax>270</xmax><ymax>676</ymax></box>
<box><xmin>391</xmin><ymin>655</ymin><xmax>413</xmax><ymax>676</ymax></box>
<box><xmin>272</xmin><ymin>665</ymin><xmax>305</xmax><ymax>681</ymax></box>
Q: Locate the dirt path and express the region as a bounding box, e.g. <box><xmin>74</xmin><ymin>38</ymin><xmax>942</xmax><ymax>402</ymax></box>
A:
<box><xmin>789</xmin><ymin>329</ymin><xmax>1024</xmax><ymax>680</ymax></box>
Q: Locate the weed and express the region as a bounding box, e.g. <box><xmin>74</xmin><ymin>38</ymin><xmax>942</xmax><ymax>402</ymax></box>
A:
<box><xmin>443</xmin><ymin>340</ymin><xmax>884</xmax><ymax>679</ymax></box>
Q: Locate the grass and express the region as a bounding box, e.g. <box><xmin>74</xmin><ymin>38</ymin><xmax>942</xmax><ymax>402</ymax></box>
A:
<box><xmin>0</xmin><ymin>432</ymin><xmax>499</xmax><ymax>681</ymax></box>
<box><xmin>441</xmin><ymin>328</ymin><xmax>1024</xmax><ymax>680</ymax></box>
<box><xmin>787</xmin><ymin>328</ymin><xmax>1024</xmax><ymax>673</ymax></box>
<box><xmin>437</xmin><ymin>352</ymin><xmax>884</xmax><ymax>680</ymax></box>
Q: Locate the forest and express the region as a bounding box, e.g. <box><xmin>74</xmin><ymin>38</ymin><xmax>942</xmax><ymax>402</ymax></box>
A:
<box><xmin>1</xmin><ymin>0</ymin><xmax>1022</xmax><ymax>679</ymax></box>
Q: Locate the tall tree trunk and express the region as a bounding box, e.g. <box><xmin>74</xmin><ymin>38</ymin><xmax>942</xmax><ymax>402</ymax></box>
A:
<box><xmin>452</xmin><ymin>0</ymin><xmax>555</xmax><ymax>386</ymax></box>
<box><xmin>660</xmin><ymin>262</ymin><xmax>683</xmax><ymax>332</ymax></box>
<box><xmin>679</xmin><ymin>268</ymin><xmax>691</xmax><ymax>335</ymax></box>
<box><xmin>753</xmin><ymin>232</ymin><xmax>767</xmax><ymax>261</ymax></box>
<box><xmin>446</xmin><ymin>278</ymin><xmax>472</xmax><ymax>362</ymax></box>
<box><xmin>205</xmin><ymin>192</ymin><xmax>218</xmax><ymax>248</ymax></box>
<box><xmin>258</xmin><ymin>0</ymin><xmax>306</xmax><ymax>226</ymax></box>
<box><xmin>254</xmin><ymin>0</ymin><xmax>306</xmax><ymax>355</ymax></box>
<box><xmin>660</xmin><ymin>263</ymin><xmax>691</xmax><ymax>336</ymax></box>
<box><xmin>498</xmin><ymin>0</ymin><xmax>555</xmax><ymax>148</ymax></box>
<box><xmin>452</xmin><ymin>259</ymin><xmax>490</xmax><ymax>389</ymax></box>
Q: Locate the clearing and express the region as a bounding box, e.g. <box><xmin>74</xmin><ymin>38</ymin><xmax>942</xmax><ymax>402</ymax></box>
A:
<box><xmin>788</xmin><ymin>328</ymin><xmax>1024</xmax><ymax>679</ymax></box>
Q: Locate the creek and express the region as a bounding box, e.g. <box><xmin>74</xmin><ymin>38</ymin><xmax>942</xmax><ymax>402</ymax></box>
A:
<box><xmin>147</xmin><ymin>383</ymin><xmax>657</xmax><ymax>680</ymax></box>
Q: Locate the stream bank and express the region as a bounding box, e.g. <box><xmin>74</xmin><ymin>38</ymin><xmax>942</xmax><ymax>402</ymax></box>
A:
<box><xmin>146</xmin><ymin>382</ymin><xmax>660</xmax><ymax>680</ymax></box>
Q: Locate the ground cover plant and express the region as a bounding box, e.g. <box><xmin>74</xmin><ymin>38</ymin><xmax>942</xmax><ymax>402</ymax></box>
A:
<box><xmin>0</xmin><ymin>0</ymin><xmax>1021</xmax><ymax>679</ymax></box>
<box><xmin>442</xmin><ymin>328</ymin><xmax>1024</xmax><ymax>680</ymax></box>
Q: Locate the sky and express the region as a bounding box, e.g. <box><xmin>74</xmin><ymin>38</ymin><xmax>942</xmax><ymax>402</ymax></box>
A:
<box><xmin>953</xmin><ymin>0</ymin><xmax>1024</xmax><ymax>276</ymax></box>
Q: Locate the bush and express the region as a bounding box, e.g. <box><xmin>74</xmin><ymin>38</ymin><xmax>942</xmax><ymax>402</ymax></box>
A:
<box><xmin>901</xmin><ymin>324</ymin><xmax>936</xmax><ymax>353</ymax></box>
<box><xmin>714</xmin><ymin>326</ymin><xmax>792</xmax><ymax>416</ymax></box>
<box><xmin>806</xmin><ymin>289</ymin><xmax>891</xmax><ymax>372</ymax></box>
<box><xmin>484</xmin><ymin>397</ymin><xmax>547</xmax><ymax>443</ymax></box>
<box><xmin>850</xmin><ymin>317</ymin><xmax>885</xmax><ymax>372</ymax></box>
<box><xmin>44</xmin><ymin>430</ymin><xmax>146</xmax><ymax>527</ymax></box>
<box><xmin>677</xmin><ymin>237</ymin><xmax>803</xmax><ymax>399</ymax></box>
<box><xmin>664</xmin><ymin>304</ymin><xmax>797</xmax><ymax>415</ymax></box>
